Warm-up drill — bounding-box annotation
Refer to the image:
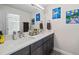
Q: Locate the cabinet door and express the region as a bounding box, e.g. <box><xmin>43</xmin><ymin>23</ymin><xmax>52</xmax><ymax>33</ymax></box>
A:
<box><xmin>43</xmin><ymin>34</ymin><xmax>54</xmax><ymax>55</ymax></box>
<box><xmin>31</xmin><ymin>39</ymin><xmax>43</xmax><ymax>53</ymax></box>
<box><xmin>31</xmin><ymin>46</ymin><xmax>43</xmax><ymax>55</ymax></box>
<box><xmin>50</xmin><ymin>34</ymin><xmax>54</xmax><ymax>50</ymax></box>
<box><xmin>48</xmin><ymin>34</ymin><xmax>54</xmax><ymax>53</ymax></box>
<box><xmin>48</xmin><ymin>38</ymin><xmax>53</xmax><ymax>52</ymax></box>
<box><xmin>11</xmin><ymin>46</ymin><xmax>30</xmax><ymax>55</ymax></box>
<box><xmin>43</xmin><ymin>40</ymin><xmax>50</xmax><ymax>55</ymax></box>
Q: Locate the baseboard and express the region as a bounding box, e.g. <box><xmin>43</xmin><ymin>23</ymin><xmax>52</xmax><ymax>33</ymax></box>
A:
<box><xmin>54</xmin><ymin>47</ymin><xmax>73</xmax><ymax>55</ymax></box>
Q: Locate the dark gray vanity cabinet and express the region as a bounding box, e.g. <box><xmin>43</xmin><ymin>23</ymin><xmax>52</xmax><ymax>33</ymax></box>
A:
<box><xmin>11</xmin><ymin>33</ymin><xmax>54</xmax><ymax>55</ymax></box>
<box><xmin>31</xmin><ymin>33</ymin><xmax>54</xmax><ymax>55</ymax></box>
<box><xmin>11</xmin><ymin>46</ymin><xmax>30</xmax><ymax>55</ymax></box>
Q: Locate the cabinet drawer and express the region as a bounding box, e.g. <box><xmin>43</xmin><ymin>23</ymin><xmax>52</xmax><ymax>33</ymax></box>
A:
<box><xmin>11</xmin><ymin>46</ymin><xmax>30</xmax><ymax>55</ymax></box>
<box><xmin>31</xmin><ymin>39</ymin><xmax>43</xmax><ymax>52</ymax></box>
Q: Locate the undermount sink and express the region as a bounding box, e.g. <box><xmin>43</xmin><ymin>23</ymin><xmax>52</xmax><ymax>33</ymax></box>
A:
<box><xmin>19</xmin><ymin>35</ymin><xmax>36</xmax><ymax>40</ymax></box>
<box><xmin>27</xmin><ymin>36</ymin><xmax>36</xmax><ymax>40</ymax></box>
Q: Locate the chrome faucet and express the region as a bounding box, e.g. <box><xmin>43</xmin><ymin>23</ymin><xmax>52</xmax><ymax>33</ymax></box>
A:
<box><xmin>18</xmin><ymin>31</ymin><xmax>24</xmax><ymax>38</ymax></box>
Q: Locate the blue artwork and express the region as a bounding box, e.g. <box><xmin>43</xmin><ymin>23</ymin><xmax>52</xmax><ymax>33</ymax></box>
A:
<box><xmin>52</xmin><ymin>7</ymin><xmax>61</xmax><ymax>19</ymax></box>
<box><xmin>36</xmin><ymin>13</ymin><xmax>40</xmax><ymax>21</ymax></box>
<box><xmin>66</xmin><ymin>9</ymin><xmax>79</xmax><ymax>24</ymax></box>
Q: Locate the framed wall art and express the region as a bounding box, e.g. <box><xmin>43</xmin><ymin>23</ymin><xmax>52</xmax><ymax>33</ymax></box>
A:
<box><xmin>66</xmin><ymin>9</ymin><xmax>79</xmax><ymax>24</ymax></box>
<box><xmin>36</xmin><ymin>13</ymin><xmax>40</xmax><ymax>21</ymax></box>
<box><xmin>52</xmin><ymin>7</ymin><xmax>61</xmax><ymax>19</ymax></box>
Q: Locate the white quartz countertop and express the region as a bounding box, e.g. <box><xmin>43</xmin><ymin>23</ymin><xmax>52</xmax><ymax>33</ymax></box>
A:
<box><xmin>0</xmin><ymin>31</ymin><xmax>54</xmax><ymax>55</ymax></box>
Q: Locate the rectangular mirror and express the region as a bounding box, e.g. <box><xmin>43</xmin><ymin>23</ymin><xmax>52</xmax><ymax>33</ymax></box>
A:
<box><xmin>0</xmin><ymin>4</ymin><xmax>45</xmax><ymax>36</ymax></box>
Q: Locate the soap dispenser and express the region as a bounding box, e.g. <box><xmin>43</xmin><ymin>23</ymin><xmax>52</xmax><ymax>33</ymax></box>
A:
<box><xmin>13</xmin><ymin>31</ymin><xmax>17</xmax><ymax>40</ymax></box>
<box><xmin>39</xmin><ymin>21</ymin><xmax>43</xmax><ymax>32</ymax></box>
<box><xmin>47</xmin><ymin>20</ymin><xmax>51</xmax><ymax>30</ymax></box>
<box><xmin>40</xmin><ymin>21</ymin><xmax>43</xmax><ymax>29</ymax></box>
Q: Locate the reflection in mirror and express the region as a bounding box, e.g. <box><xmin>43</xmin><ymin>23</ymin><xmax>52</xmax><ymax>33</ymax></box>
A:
<box><xmin>7</xmin><ymin>14</ymin><xmax>20</xmax><ymax>35</ymax></box>
<box><xmin>0</xmin><ymin>4</ymin><xmax>45</xmax><ymax>36</ymax></box>
<box><xmin>31</xmin><ymin>9</ymin><xmax>45</xmax><ymax>31</ymax></box>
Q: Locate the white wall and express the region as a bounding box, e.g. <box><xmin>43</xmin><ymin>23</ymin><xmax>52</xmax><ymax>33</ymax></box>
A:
<box><xmin>0</xmin><ymin>5</ymin><xmax>33</xmax><ymax>35</ymax></box>
<box><xmin>45</xmin><ymin>4</ymin><xmax>79</xmax><ymax>55</ymax></box>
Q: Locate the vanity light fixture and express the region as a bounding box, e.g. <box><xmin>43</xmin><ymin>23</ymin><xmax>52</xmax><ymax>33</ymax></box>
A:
<box><xmin>31</xmin><ymin>4</ymin><xmax>44</xmax><ymax>10</ymax></box>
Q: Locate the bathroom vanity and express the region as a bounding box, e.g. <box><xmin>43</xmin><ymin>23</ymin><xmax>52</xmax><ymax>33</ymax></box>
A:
<box><xmin>0</xmin><ymin>31</ymin><xmax>54</xmax><ymax>55</ymax></box>
<box><xmin>12</xmin><ymin>32</ymin><xmax>54</xmax><ymax>55</ymax></box>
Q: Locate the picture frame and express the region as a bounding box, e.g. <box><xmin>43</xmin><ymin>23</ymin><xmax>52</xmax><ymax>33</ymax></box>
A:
<box><xmin>52</xmin><ymin>7</ymin><xmax>61</xmax><ymax>19</ymax></box>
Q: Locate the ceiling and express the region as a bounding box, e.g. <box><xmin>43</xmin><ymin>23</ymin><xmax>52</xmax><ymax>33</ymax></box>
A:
<box><xmin>40</xmin><ymin>4</ymin><xmax>47</xmax><ymax>8</ymax></box>
<box><xmin>6</xmin><ymin>4</ymin><xmax>46</xmax><ymax>13</ymax></box>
